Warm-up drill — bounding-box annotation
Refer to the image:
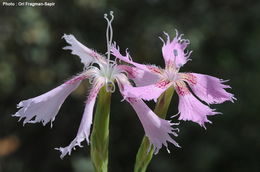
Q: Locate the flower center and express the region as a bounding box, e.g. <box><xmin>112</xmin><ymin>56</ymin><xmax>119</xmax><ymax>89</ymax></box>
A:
<box><xmin>99</xmin><ymin>62</ymin><xmax>120</xmax><ymax>93</ymax></box>
<box><xmin>162</xmin><ymin>68</ymin><xmax>179</xmax><ymax>82</ymax></box>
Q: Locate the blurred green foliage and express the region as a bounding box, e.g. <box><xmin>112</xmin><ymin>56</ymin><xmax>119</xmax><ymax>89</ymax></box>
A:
<box><xmin>0</xmin><ymin>0</ymin><xmax>260</xmax><ymax>171</ymax></box>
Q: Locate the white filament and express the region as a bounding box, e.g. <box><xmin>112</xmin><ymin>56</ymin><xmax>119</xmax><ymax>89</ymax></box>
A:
<box><xmin>104</xmin><ymin>11</ymin><xmax>114</xmax><ymax>63</ymax></box>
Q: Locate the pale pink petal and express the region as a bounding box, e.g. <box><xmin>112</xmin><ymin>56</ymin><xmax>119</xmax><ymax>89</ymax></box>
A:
<box><xmin>63</xmin><ymin>34</ymin><xmax>105</xmax><ymax>66</ymax></box>
<box><xmin>55</xmin><ymin>82</ymin><xmax>103</xmax><ymax>159</ymax></box>
<box><xmin>183</xmin><ymin>73</ymin><xmax>236</xmax><ymax>104</ymax></box>
<box><xmin>110</xmin><ymin>43</ymin><xmax>145</xmax><ymax>69</ymax></box>
<box><xmin>13</xmin><ymin>76</ymin><xmax>83</xmax><ymax>126</ymax></box>
<box><xmin>111</xmin><ymin>43</ymin><xmax>162</xmax><ymax>73</ymax></box>
<box><xmin>160</xmin><ymin>30</ymin><xmax>192</xmax><ymax>68</ymax></box>
<box><xmin>127</xmin><ymin>98</ymin><xmax>180</xmax><ymax>154</ymax></box>
<box><xmin>116</xmin><ymin>75</ymin><xmax>180</xmax><ymax>153</ymax></box>
<box><xmin>118</xmin><ymin>65</ymin><xmax>160</xmax><ymax>86</ymax></box>
<box><xmin>175</xmin><ymin>82</ymin><xmax>219</xmax><ymax>128</ymax></box>
<box><xmin>122</xmin><ymin>80</ymin><xmax>172</xmax><ymax>102</ymax></box>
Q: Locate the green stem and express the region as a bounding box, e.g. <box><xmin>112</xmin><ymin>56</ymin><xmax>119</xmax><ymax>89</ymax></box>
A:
<box><xmin>134</xmin><ymin>86</ymin><xmax>175</xmax><ymax>172</ymax></box>
<box><xmin>90</xmin><ymin>86</ymin><xmax>111</xmax><ymax>172</ymax></box>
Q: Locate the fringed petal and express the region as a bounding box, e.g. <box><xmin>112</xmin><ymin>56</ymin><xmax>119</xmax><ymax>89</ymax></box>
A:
<box><xmin>127</xmin><ymin>98</ymin><xmax>180</xmax><ymax>154</ymax></box>
<box><xmin>55</xmin><ymin>81</ymin><xmax>103</xmax><ymax>159</ymax></box>
<box><xmin>175</xmin><ymin>81</ymin><xmax>219</xmax><ymax>128</ymax></box>
<box><xmin>183</xmin><ymin>73</ymin><xmax>236</xmax><ymax>104</ymax></box>
<box><xmin>13</xmin><ymin>76</ymin><xmax>83</xmax><ymax>127</ymax></box>
<box><xmin>121</xmin><ymin>80</ymin><xmax>172</xmax><ymax>102</ymax></box>
<box><xmin>111</xmin><ymin>43</ymin><xmax>154</xmax><ymax>72</ymax></box>
<box><xmin>118</xmin><ymin>65</ymin><xmax>160</xmax><ymax>86</ymax></box>
<box><xmin>63</xmin><ymin>34</ymin><xmax>105</xmax><ymax>66</ymax></box>
<box><xmin>160</xmin><ymin>30</ymin><xmax>192</xmax><ymax>68</ymax></box>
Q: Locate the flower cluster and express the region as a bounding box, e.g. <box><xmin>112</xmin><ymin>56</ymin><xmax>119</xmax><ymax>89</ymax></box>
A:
<box><xmin>13</xmin><ymin>12</ymin><xmax>235</xmax><ymax>158</ymax></box>
<box><xmin>111</xmin><ymin>30</ymin><xmax>236</xmax><ymax>128</ymax></box>
<box><xmin>13</xmin><ymin>12</ymin><xmax>179</xmax><ymax>158</ymax></box>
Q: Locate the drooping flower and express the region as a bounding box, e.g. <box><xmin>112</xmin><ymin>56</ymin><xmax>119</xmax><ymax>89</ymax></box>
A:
<box><xmin>13</xmin><ymin>12</ymin><xmax>179</xmax><ymax>158</ymax></box>
<box><xmin>111</xmin><ymin>30</ymin><xmax>236</xmax><ymax>128</ymax></box>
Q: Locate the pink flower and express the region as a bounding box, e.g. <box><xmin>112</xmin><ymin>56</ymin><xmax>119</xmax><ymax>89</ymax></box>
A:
<box><xmin>13</xmin><ymin>12</ymin><xmax>179</xmax><ymax>158</ymax></box>
<box><xmin>111</xmin><ymin>30</ymin><xmax>236</xmax><ymax>128</ymax></box>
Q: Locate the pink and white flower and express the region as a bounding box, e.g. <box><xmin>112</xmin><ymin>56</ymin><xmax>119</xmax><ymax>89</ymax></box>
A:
<box><xmin>111</xmin><ymin>30</ymin><xmax>236</xmax><ymax>128</ymax></box>
<box><xmin>13</xmin><ymin>12</ymin><xmax>179</xmax><ymax>158</ymax></box>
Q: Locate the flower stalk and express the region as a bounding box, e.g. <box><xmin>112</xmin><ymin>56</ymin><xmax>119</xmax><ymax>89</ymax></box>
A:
<box><xmin>134</xmin><ymin>86</ymin><xmax>175</xmax><ymax>172</ymax></box>
<box><xmin>90</xmin><ymin>86</ymin><xmax>111</xmax><ymax>172</ymax></box>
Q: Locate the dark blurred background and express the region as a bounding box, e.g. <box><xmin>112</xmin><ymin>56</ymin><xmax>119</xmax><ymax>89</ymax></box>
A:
<box><xmin>0</xmin><ymin>0</ymin><xmax>260</xmax><ymax>171</ymax></box>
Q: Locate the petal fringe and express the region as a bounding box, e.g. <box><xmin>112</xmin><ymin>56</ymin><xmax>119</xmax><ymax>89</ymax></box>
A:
<box><xmin>161</xmin><ymin>30</ymin><xmax>191</xmax><ymax>68</ymax></box>
<box><xmin>55</xmin><ymin>81</ymin><xmax>103</xmax><ymax>159</ymax></box>
<box><xmin>127</xmin><ymin>98</ymin><xmax>180</xmax><ymax>154</ymax></box>
<box><xmin>176</xmin><ymin>88</ymin><xmax>219</xmax><ymax>128</ymax></box>
<box><xmin>186</xmin><ymin>73</ymin><xmax>236</xmax><ymax>104</ymax></box>
<box><xmin>13</xmin><ymin>77</ymin><xmax>82</xmax><ymax>127</ymax></box>
<box><xmin>63</xmin><ymin>34</ymin><xmax>105</xmax><ymax>66</ymax></box>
